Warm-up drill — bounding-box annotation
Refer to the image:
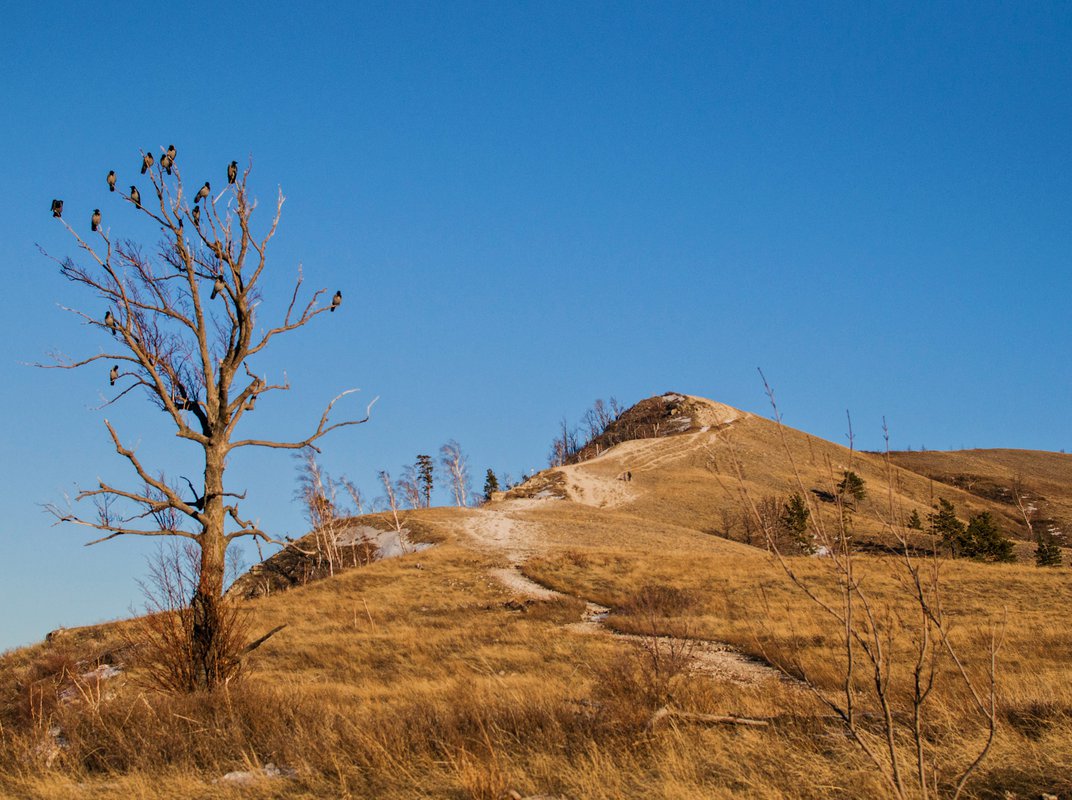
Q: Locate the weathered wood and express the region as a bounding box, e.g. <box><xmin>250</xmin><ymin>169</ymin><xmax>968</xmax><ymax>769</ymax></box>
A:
<box><xmin>649</xmin><ymin>705</ymin><xmax>771</xmax><ymax>729</ymax></box>
<box><xmin>241</xmin><ymin>624</ymin><xmax>287</xmax><ymax>655</ymax></box>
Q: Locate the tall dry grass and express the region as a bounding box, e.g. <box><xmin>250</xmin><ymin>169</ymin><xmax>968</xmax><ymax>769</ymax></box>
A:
<box><xmin>3</xmin><ymin>455</ymin><xmax>1070</xmax><ymax>800</ymax></box>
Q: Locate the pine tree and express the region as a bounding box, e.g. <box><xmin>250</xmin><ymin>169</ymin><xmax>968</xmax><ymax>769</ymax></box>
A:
<box><xmin>1035</xmin><ymin>529</ymin><xmax>1063</xmax><ymax>567</ymax></box>
<box><xmin>779</xmin><ymin>493</ymin><xmax>814</xmax><ymax>554</ymax></box>
<box><xmin>906</xmin><ymin>509</ymin><xmax>923</xmax><ymax>530</ymax></box>
<box><xmin>929</xmin><ymin>499</ymin><xmax>966</xmax><ymax>557</ymax></box>
<box><xmin>837</xmin><ymin>470</ymin><xmax>867</xmax><ymax>506</ymax></box>
<box><xmin>416</xmin><ymin>454</ymin><xmax>434</xmax><ymax>508</ymax></box>
<box><xmin>963</xmin><ymin>512</ymin><xmax>1016</xmax><ymax>563</ymax></box>
<box><xmin>483</xmin><ymin>469</ymin><xmax>500</xmax><ymax>502</ymax></box>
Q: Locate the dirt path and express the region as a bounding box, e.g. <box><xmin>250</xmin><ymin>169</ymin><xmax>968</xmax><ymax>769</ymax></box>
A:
<box><xmin>459</xmin><ymin>504</ymin><xmax>785</xmax><ymax>686</ymax></box>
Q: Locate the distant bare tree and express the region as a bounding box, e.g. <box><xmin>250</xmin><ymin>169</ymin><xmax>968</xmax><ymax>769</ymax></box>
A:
<box><xmin>440</xmin><ymin>440</ymin><xmax>472</xmax><ymax>506</ymax></box>
<box><xmin>395</xmin><ymin>463</ymin><xmax>423</xmax><ymax>510</ymax></box>
<box><xmin>39</xmin><ymin>148</ymin><xmax>375</xmax><ymax>689</ymax></box>
<box><xmin>377</xmin><ymin>469</ymin><xmax>407</xmax><ymax>539</ymax></box>
<box><xmin>548</xmin><ymin>417</ymin><xmax>581</xmax><ymax>467</ymax></box>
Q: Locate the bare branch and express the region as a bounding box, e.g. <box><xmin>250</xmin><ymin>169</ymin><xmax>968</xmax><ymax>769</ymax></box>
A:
<box><xmin>229</xmin><ymin>392</ymin><xmax>377</xmax><ymax>453</ymax></box>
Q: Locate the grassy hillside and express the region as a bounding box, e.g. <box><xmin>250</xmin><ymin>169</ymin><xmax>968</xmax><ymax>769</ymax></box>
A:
<box><xmin>512</xmin><ymin>394</ymin><xmax>1045</xmax><ymax>553</ymax></box>
<box><xmin>2</xmin><ymin>395</ymin><xmax>1069</xmax><ymax>798</ymax></box>
<box><xmin>888</xmin><ymin>448</ymin><xmax>1072</xmax><ymax>540</ymax></box>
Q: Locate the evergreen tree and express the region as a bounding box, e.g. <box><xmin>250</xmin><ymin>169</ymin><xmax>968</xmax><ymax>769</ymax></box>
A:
<box><xmin>963</xmin><ymin>512</ymin><xmax>1016</xmax><ymax>563</ymax></box>
<box><xmin>483</xmin><ymin>469</ymin><xmax>500</xmax><ymax>502</ymax></box>
<box><xmin>837</xmin><ymin>470</ymin><xmax>867</xmax><ymax>506</ymax></box>
<box><xmin>416</xmin><ymin>454</ymin><xmax>434</xmax><ymax>508</ymax></box>
<box><xmin>1035</xmin><ymin>529</ymin><xmax>1063</xmax><ymax>567</ymax></box>
<box><xmin>906</xmin><ymin>509</ymin><xmax>923</xmax><ymax>530</ymax></box>
<box><xmin>779</xmin><ymin>493</ymin><xmax>814</xmax><ymax>554</ymax></box>
<box><xmin>929</xmin><ymin>499</ymin><xmax>966</xmax><ymax>556</ymax></box>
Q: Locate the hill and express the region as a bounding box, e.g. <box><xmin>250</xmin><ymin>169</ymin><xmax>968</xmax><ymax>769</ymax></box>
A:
<box><xmin>2</xmin><ymin>393</ymin><xmax>1069</xmax><ymax>798</ymax></box>
<box><xmin>511</xmin><ymin>393</ymin><xmax>1054</xmax><ymax>554</ymax></box>
<box><xmin>888</xmin><ymin>448</ymin><xmax>1072</xmax><ymax>540</ymax></box>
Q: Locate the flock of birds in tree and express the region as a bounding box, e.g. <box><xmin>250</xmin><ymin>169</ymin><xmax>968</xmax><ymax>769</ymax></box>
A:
<box><xmin>50</xmin><ymin>146</ymin><xmax>343</xmax><ymax>392</ymax></box>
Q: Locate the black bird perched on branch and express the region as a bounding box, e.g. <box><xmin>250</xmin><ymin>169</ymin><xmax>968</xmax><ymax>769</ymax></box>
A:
<box><xmin>104</xmin><ymin>310</ymin><xmax>116</xmax><ymax>336</ymax></box>
<box><xmin>51</xmin><ymin>199</ymin><xmax>63</xmax><ymax>218</ymax></box>
<box><xmin>107</xmin><ymin>171</ymin><xmax>116</xmax><ymax>192</ymax></box>
<box><xmin>192</xmin><ymin>205</ymin><xmax>200</xmax><ymax>226</ymax></box>
<box><xmin>91</xmin><ymin>209</ymin><xmax>101</xmax><ymax>232</ymax></box>
<box><xmin>109</xmin><ymin>365</ymin><xmax>119</xmax><ymax>386</ymax></box>
<box><xmin>130</xmin><ymin>186</ymin><xmax>141</xmax><ymax>208</ymax></box>
<box><xmin>141</xmin><ymin>152</ymin><xmax>154</xmax><ymax>174</ymax></box>
<box><xmin>331</xmin><ymin>290</ymin><xmax>342</xmax><ymax>312</ymax></box>
<box><xmin>160</xmin><ymin>152</ymin><xmax>173</xmax><ymax>175</ymax></box>
<box><xmin>211</xmin><ymin>275</ymin><xmax>226</xmax><ymax>300</ymax></box>
<box><xmin>166</xmin><ymin>144</ymin><xmax>176</xmax><ymax>162</ymax></box>
<box><xmin>227</xmin><ymin>160</ymin><xmax>237</xmax><ymax>184</ymax></box>
<box><xmin>180</xmin><ymin>476</ymin><xmax>205</xmax><ymax>511</ymax></box>
<box><xmin>195</xmin><ymin>181</ymin><xmax>210</xmax><ymax>203</ymax></box>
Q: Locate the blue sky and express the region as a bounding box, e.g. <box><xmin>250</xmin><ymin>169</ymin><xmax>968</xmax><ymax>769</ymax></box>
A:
<box><xmin>1</xmin><ymin>1</ymin><xmax>1069</xmax><ymax>650</ymax></box>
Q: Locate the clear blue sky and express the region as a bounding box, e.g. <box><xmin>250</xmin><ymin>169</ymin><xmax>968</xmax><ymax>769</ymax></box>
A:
<box><xmin>1</xmin><ymin>1</ymin><xmax>1069</xmax><ymax>650</ymax></box>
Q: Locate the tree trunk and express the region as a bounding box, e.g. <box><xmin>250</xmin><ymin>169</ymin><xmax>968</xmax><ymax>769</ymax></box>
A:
<box><xmin>191</xmin><ymin>445</ymin><xmax>228</xmax><ymax>689</ymax></box>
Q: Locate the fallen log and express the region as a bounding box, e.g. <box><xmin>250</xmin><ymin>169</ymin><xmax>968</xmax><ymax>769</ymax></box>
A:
<box><xmin>649</xmin><ymin>705</ymin><xmax>771</xmax><ymax>729</ymax></box>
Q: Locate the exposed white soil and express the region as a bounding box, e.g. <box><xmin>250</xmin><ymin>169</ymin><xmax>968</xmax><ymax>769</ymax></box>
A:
<box><xmin>334</xmin><ymin>524</ymin><xmax>433</xmax><ymax>559</ymax></box>
<box><xmin>553</xmin><ymin>397</ymin><xmax>748</xmax><ymax>509</ymax></box>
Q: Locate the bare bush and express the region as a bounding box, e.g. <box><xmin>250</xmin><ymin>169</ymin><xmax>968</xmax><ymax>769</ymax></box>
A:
<box><xmin>732</xmin><ymin>373</ymin><xmax>1005</xmax><ymax>799</ymax></box>
<box><xmin>127</xmin><ymin>541</ymin><xmax>253</xmax><ymax>693</ymax></box>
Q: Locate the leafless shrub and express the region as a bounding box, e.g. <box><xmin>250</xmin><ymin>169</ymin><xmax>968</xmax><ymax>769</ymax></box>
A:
<box><xmin>294</xmin><ymin>448</ymin><xmax>376</xmax><ymax>575</ymax></box>
<box><xmin>592</xmin><ymin>615</ymin><xmax>696</xmax><ymax>736</ymax></box>
<box><xmin>395</xmin><ymin>463</ymin><xmax>423</xmax><ymax>510</ymax></box>
<box><xmin>619</xmin><ymin>583</ymin><xmax>698</xmax><ymax>619</ymax></box>
<box><xmin>731</xmin><ymin>371</ymin><xmax>1005</xmax><ymax>799</ymax></box>
<box><xmin>126</xmin><ymin>541</ymin><xmax>252</xmax><ymax>693</ymax></box>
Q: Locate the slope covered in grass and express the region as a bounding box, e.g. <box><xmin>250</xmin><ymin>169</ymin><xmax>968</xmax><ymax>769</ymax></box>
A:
<box><xmin>3</xmin><ymin>395</ymin><xmax>1070</xmax><ymax>798</ymax></box>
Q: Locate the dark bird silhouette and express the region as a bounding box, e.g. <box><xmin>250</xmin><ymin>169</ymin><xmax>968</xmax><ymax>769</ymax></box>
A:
<box><xmin>331</xmin><ymin>290</ymin><xmax>342</xmax><ymax>312</ymax></box>
<box><xmin>192</xmin><ymin>205</ymin><xmax>200</xmax><ymax>226</ymax></box>
<box><xmin>211</xmin><ymin>275</ymin><xmax>225</xmax><ymax>299</ymax></box>
<box><xmin>104</xmin><ymin>310</ymin><xmax>116</xmax><ymax>336</ymax></box>
<box><xmin>227</xmin><ymin>160</ymin><xmax>237</xmax><ymax>184</ymax></box>
<box><xmin>180</xmin><ymin>476</ymin><xmax>205</xmax><ymax>511</ymax></box>
<box><xmin>160</xmin><ymin>152</ymin><xmax>173</xmax><ymax>174</ymax></box>
<box><xmin>51</xmin><ymin>199</ymin><xmax>63</xmax><ymax>218</ymax></box>
<box><xmin>141</xmin><ymin>152</ymin><xmax>154</xmax><ymax>174</ymax></box>
<box><xmin>195</xmin><ymin>181</ymin><xmax>210</xmax><ymax>203</ymax></box>
<box><xmin>130</xmin><ymin>186</ymin><xmax>141</xmax><ymax>208</ymax></box>
<box><xmin>109</xmin><ymin>365</ymin><xmax>119</xmax><ymax>386</ymax></box>
<box><xmin>107</xmin><ymin>170</ymin><xmax>116</xmax><ymax>192</ymax></box>
<box><xmin>244</xmin><ymin>393</ymin><xmax>257</xmax><ymax>412</ymax></box>
<box><xmin>91</xmin><ymin>209</ymin><xmax>101</xmax><ymax>232</ymax></box>
<box><xmin>167</xmin><ymin>144</ymin><xmax>176</xmax><ymax>161</ymax></box>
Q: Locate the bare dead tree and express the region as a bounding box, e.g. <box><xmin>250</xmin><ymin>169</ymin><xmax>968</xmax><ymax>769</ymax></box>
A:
<box><xmin>39</xmin><ymin>149</ymin><xmax>375</xmax><ymax>689</ymax></box>
<box><xmin>377</xmin><ymin>470</ymin><xmax>407</xmax><ymax>537</ymax></box>
<box><xmin>395</xmin><ymin>463</ymin><xmax>423</xmax><ymax>510</ymax></box>
<box><xmin>294</xmin><ymin>447</ymin><xmax>343</xmax><ymax>576</ymax></box>
<box><xmin>439</xmin><ymin>440</ymin><xmax>472</xmax><ymax>507</ymax></box>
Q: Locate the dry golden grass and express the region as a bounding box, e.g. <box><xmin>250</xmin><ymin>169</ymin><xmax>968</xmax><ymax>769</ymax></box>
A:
<box><xmin>3</xmin><ymin>398</ymin><xmax>1069</xmax><ymax>798</ymax></box>
<box><xmin>0</xmin><ymin>530</ymin><xmax>879</xmax><ymax>799</ymax></box>
<box><xmin>889</xmin><ymin>448</ymin><xmax>1072</xmax><ymax>534</ymax></box>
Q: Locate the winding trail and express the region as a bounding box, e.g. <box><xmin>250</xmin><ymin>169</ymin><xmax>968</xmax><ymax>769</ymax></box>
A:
<box><xmin>459</xmin><ymin>502</ymin><xmax>786</xmax><ymax>686</ymax></box>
